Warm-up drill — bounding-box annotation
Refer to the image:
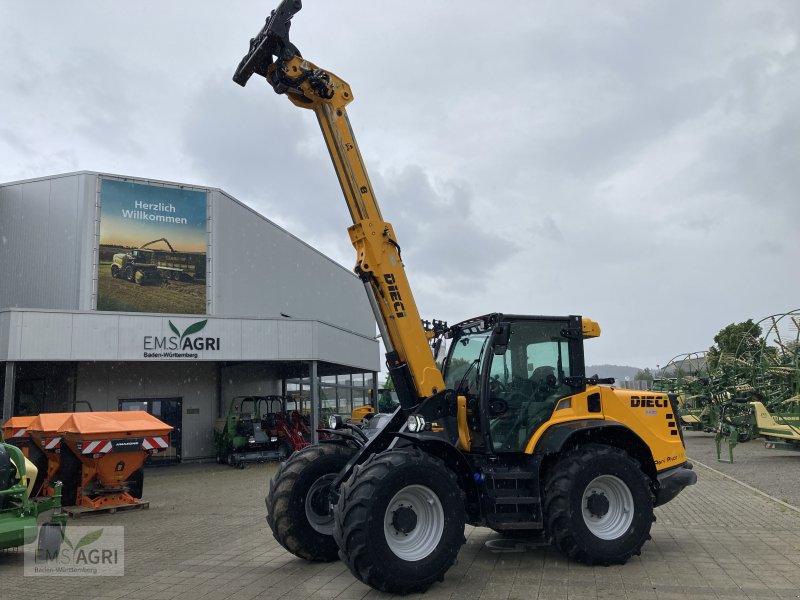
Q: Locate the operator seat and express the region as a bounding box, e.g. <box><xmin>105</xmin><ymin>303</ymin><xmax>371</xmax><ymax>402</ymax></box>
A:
<box><xmin>236</xmin><ymin>412</ymin><xmax>255</xmax><ymax>437</ymax></box>
<box><xmin>264</xmin><ymin>413</ymin><xmax>278</xmax><ymax>429</ymax></box>
<box><xmin>524</xmin><ymin>365</ymin><xmax>560</xmax><ymax>437</ymax></box>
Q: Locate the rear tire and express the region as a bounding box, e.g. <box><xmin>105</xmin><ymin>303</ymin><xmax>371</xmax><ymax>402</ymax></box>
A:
<box><xmin>543</xmin><ymin>444</ymin><xmax>653</xmax><ymax>565</ymax></box>
<box><xmin>266</xmin><ymin>443</ymin><xmax>356</xmax><ymax>562</ymax></box>
<box><xmin>334</xmin><ymin>448</ymin><xmax>466</xmax><ymax>594</ymax></box>
<box><xmin>125</xmin><ymin>266</ymin><xmax>134</xmax><ymax>282</ymax></box>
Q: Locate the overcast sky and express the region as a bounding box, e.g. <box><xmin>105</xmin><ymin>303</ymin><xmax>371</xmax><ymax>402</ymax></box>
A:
<box><xmin>1</xmin><ymin>1</ymin><xmax>798</xmax><ymax>368</ymax></box>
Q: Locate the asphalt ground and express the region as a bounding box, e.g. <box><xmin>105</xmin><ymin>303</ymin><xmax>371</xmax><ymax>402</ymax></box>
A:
<box><xmin>2</xmin><ymin>433</ymin><xmax>800</xmax><ymax>600</ymax></box>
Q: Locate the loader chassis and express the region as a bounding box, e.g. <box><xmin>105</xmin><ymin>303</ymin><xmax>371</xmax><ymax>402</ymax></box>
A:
<box><xmin>233</xmin><ymin>1</ymin><xmax>696</xmax><ymax>594</ymax></box>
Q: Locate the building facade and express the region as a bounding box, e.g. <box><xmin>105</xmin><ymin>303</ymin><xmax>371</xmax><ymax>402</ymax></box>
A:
<box><xmin>0</xmin><ymin>172</ymin><xmax>380</xmax><ymax>461</ymax></box>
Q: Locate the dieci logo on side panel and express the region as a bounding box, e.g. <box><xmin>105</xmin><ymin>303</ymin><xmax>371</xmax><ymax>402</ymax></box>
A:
<box><xmin>143</xmin><ymin>319</ymin><xmax>221</xmax><ymax>358</ymax></box>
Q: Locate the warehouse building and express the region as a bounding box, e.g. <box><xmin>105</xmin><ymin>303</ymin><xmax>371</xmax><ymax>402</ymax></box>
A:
<box><xmin>0</xmin><ymin>172</ymin><xmax>380</xmax><ymax>461</ymax></box>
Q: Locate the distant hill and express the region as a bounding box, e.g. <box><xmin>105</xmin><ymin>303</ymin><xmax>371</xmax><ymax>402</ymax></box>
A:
<box><xmin>585</xmin><ymin>364</ymin><xmax>643</xmax><ymax>383</ymax></box>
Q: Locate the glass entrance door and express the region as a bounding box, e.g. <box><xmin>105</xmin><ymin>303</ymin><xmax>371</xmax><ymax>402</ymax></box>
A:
<box><xmin>119</xmin><ymin>397</ymin><xmax>182</xmax><ymax>464</ymax></box>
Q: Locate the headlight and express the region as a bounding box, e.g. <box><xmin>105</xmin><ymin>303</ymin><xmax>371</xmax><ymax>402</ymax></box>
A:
<box><xmin>406</xmin><ymin>414</ymin><xmax>425</xmax><ymax>433</ymax></box>
<box><xmin>270</xmin><ymin>437</ymin><xmax>278</xmax><ymax>442</ymax></box>
<box><xmin>328</xmin><ymin>415</ymin><xmax>343</xmax><ymax>429</ymax></box>
<box><xmin>248</xmin><ymin>435</ymin><xmax>256</xmax><ymax>444</ymax></box>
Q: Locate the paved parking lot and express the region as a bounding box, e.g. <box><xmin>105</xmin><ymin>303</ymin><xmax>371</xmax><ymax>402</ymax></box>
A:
<box><xmin>3</xmin><ymin>435</ymin><xmax>800</xmax><ymax>600</ymax></box>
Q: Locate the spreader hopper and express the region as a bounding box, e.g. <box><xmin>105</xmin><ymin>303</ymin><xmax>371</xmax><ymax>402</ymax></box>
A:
<box><xmin>57</xmin><ymin>411</ymin><xmax>172</xmax><ymax>510</ymax></box>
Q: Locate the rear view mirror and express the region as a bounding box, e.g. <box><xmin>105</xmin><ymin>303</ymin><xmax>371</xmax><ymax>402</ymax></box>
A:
<box><xmin>492</xmin><ymin>323</ymin><xmax>510</xmax><ymax>355</ymax></box>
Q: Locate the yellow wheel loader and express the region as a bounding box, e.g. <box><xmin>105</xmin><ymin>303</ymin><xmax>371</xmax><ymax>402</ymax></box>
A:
<box><xmin>233</xmin><ymin>1</ymin><xmax>696</xmax><ymax>594</ymax></box>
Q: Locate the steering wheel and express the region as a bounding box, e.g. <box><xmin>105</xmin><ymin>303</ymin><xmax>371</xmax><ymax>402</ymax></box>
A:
<box><xmin>489</xmin><ymin>378</ymin><xmax>528</xmax><ymax>405</ymax></box>
<box><xmin>489</xmin><ymin>376</ymin><xmax>507</xmax><ymax>395</ymax></box>
<box><xmin>505</xmin><ymin>391</ymin><xmax>530</xmax><ymax>409</ymax></box>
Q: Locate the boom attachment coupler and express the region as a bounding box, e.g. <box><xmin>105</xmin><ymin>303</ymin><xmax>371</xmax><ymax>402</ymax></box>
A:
<box><xmin>233</xmin><ymin>0</ymin><xmax>302</xmax><ymax>88</ymax></box>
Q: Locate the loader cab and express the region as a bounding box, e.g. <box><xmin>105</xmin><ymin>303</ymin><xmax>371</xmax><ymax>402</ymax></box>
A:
<box><xmin>442</xmin><ymin>314</ymin><xmax>586</xmax><ymax>454</ymax></box>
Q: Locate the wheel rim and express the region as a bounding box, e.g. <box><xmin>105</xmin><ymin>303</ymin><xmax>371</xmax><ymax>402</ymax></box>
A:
<box><xmin>581</xmin><ymin>475</ymin><xmax>634</xmax><ymax>540</ymax></box>
<box><xmin>384</xmin><ymin>484</ymin><xmax>444</xmax><ymax>561</ymax></box>
<box><xmin>305</xmin><ymin>474</ymin><xmax>336</xmax><ymax>535</ymax></box>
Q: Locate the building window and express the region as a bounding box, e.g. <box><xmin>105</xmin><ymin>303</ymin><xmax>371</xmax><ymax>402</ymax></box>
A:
<box><xmin>284</xmin><ymin>371</ymin><xmax>373</xmax><ymax>418</ymax></box>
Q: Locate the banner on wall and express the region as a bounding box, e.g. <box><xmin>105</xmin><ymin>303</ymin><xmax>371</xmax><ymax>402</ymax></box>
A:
<box><xmin>97</xmin><ymin>178</ymin><xmax>208</xmax><ymax>314</ymax></box>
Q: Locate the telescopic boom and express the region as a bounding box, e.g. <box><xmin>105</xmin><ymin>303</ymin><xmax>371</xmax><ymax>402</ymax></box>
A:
<box><xmin>234</xmin><ymin>0</ymin><xmax>445</xmax><ymax>410</ymax></box>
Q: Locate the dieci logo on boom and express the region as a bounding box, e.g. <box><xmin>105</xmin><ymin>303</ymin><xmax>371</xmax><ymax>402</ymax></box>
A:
<box><xmin>143</xmin><ymin>319</ymin><xmax>220</xmax><ymax>352</ymax></box>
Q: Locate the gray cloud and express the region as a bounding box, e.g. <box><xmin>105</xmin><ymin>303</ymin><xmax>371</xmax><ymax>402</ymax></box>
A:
<box><xmin>1</xmin><ymin>0</ymin><xmax>798</xmax><ymax>367</ymax></box>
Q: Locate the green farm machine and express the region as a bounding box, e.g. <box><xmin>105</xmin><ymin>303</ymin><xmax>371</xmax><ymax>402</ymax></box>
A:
<box><xmin>0</xmin><ymin>441</ymin><xmax>66</xmax><ymax>556</ymax></box>
<box><xmin>111</xmin><ymin>237</ymin><xmax>205</xmax><ymax>284</ymax></box>
<box><xmin>111</xmin><ymin>246</ymin><xmax>161</xmax><ymax>285</ymax></box>
<box><xmin>652</xmin><ymin>311</ymin><xmax>800</xmax><ymax>462</ymax></box>
<box><xmin>214</xmin><ymin>396</ymin><xmax>310</xmax><ymax>467</ymax></box>
<box><xmin>709</xmin><ymin>310</ymin><xmax>800</xmax><ymax>461</ymax></box>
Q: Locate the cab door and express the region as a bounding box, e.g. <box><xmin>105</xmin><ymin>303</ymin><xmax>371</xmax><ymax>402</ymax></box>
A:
<box><xmin>483</xmin><ymin>319</ymin><xmax>576</xmax><ymax>453</ymax></box>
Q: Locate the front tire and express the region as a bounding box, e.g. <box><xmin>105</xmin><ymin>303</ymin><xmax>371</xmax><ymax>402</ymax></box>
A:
<box><xmin>334</xmin><ymin>448</ymin><xmax>466</xmax><ymax>594</ymax></box>
<box><xmin>543</xmin><ymin>444</ymin><xmax>654</xmax><ymax>565</ymax></box>
<box><xmin>266</xmin><ymin>443</ymin><xmax>356</xmax><ymax>562</ymax></box>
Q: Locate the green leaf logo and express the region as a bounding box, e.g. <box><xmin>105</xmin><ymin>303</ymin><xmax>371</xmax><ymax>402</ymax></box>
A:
<box><xmin>168</xmin><ymin>319</ymin><xmax>207</xmax><ymax>339</ymax></box>
<box><xmin>181</xmin><ymin>320</ymin><xmax>207</xmax><ymax>338</ymax></box>
<box><xmin>63</xmin><ymin>534</ymin><xmax>74</xmax><ymax>550</ymax></box>
<box><xmin>74</xmin><ymin>529</ymin><xmax>103</xmax><ymax>550</ymax></box>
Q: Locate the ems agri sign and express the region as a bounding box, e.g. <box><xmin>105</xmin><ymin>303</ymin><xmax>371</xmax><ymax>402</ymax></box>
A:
<box><xmin>143</xmin><ymin>319</ymin><xmax>221</xmax><ymax>359</ymax></box>
<box><xmin>25</xmin><ymin>526</ymin><xmax>125</xmax><ymax>576</ymax></box>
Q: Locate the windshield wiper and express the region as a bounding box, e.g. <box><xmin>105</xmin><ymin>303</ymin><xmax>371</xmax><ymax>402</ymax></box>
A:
<box><xmin>455</xmin><ymin>338</ymin><xmax>489</xmax><ymax>394</ymax></box>
<box><xmin>456</xmin><ymin>359</ymin><xmax>479</xmax><ymax>394</ymax></box>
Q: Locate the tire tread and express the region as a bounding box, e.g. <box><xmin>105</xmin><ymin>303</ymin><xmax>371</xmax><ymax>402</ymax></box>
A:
<box><xmin>334</xmin><ymin>448</ymin><xmax>466</xmax><ymax>594</ymax></box>
<box><xmin>543</xmin><ymin>444</ymin><xmax>653</xmax><ymax>565</ymax></box>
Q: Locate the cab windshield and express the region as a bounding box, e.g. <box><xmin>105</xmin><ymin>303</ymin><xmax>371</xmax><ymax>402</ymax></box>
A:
<box><xmin>442</xmin><ymin>329</ymin><xmax>490</xmax><ymax>394</ymax></box>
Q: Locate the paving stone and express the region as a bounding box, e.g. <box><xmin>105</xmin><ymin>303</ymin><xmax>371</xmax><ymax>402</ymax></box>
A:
<box><xmin>2</xmin><ymin>440</ymin><xmax>800</xmax><ymax>600</ymax></box>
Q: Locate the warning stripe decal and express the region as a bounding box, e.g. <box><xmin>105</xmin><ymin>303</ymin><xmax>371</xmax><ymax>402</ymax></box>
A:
<box><xmin>12</xmin><ymin>428</ymin><xmax>27</xmax><ymax>438</ymax></box>
<box><xmin>82</xmin><ymin>440</ymin><xmax>113</xmax><ymax>455</ymax></box>
<box><xmin>142</xmin><ymin>436</ymin><xmax>170</xmax><ymax>450</ymax></box>
<box><xmin>44</xmin><ymin>437</ymin><xmax>62</xmax><ymax>450</ymax></box>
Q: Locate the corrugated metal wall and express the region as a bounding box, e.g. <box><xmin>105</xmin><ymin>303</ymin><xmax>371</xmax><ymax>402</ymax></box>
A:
<box><xmin>210</xmin><ymin>189</ymin><xmax>375</xmax><ymax>338</ymax></box>
<box><xmin>0</xmin><ymin>173</ymin><xmax>96</xmax><ymax>311</ymax></box>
